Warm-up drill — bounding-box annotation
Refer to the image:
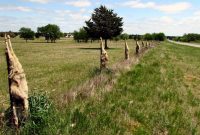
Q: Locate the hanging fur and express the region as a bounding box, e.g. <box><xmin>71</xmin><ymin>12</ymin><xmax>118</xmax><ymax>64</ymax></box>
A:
<box><xmin>100</xmin><ymin>37</ymin><xmax>108</xmax><ymax>70</ymax></box>
<box><xmin>5</xmin><ymin>34</ymin><xmax>29</xmax><ymax>128</ymax></box>
<box><xmin>125</xmin><ymin>40</ymin><xmax>129</xmax><ymax>60</ymax></box>
<box><xmin>146</xmin><ymin>41</ymin><xmax>149</xmax><ymax>48</ymax></box>
<box><xmin>148</xmin><ymin>41</ymin><xmax>151</xmax><ymax>47</ymax></box>
<box><xmin>136</xmin><ymin>41</ymin><xmax>140</xmax><ymax>54</ymax></box>
<box><xmin>142</xmin><ymin>41</ymin><xmax>145</xmax><ymax>48</ymax></box>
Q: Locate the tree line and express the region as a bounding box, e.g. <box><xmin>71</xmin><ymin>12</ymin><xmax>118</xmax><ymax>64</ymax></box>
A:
<box><xmin>73</xmin><ymin>29</ymin><xmax>165</xmax><ymax>43</ymax></box>
<box><xmin>173</xmin><ymin>33</ymin><xmax>200</xmax><ymax>42</ymax></box>
<box><xmin>19</xmin><ymin>24</ymin><xmax>63</xmax><ymax>43</ymax></box>
<box><xmin>0</xmin><ymin>31</ymin><xmax>19</xmax><ymax>38</ymax></box>
<box><xmin>1</xmin><ymin>5</ymin><xmax>166</xmax><ymax>47</ymax></box>
<box><xmin>1</xmin><ymin>25</ymin><xmax>63</xmax><ymax>43</ymax></box>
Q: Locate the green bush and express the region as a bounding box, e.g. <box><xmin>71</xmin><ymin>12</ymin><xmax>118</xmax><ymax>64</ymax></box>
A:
<box><xmin>21</xmin><ymin>92</ymin><xmax>53</xmax><ymax>134</ymax></box>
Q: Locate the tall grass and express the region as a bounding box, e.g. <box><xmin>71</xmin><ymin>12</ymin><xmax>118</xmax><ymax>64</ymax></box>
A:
<box><xmin>1</xmin><ymin>40</ymin><xmax>200</xmax><ymax>134</ymax></box>
<box><xmin>21</xmin><ymin>92</ymin><xmax>53</xmax><ymax>134</ymax></box>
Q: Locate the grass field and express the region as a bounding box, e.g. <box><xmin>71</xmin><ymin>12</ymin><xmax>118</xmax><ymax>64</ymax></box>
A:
<box><xmin>0</xmin><ymin>37</ymin><xmax>136</xmax><ymax>110</ymax></box>
<box><xmin>191</xmin><ymin>40</ymin><xmax>200</xmax><ymax>44</ymax></box>
<box><xmin>1</xmin><ymin>38</ymin><xmax>200</xmax><ymax>134</ymax></box>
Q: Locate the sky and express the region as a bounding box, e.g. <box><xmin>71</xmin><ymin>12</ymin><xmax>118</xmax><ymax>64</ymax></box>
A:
<box><xmin>0</xmin><ymin>0</ymin><xmax>200</xmax><ymax>36</ymax></box>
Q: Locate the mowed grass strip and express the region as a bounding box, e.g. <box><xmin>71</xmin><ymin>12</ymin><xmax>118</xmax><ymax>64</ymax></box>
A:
<box><xmin>54</xmin><ymin>42</ymin><xmax>200</xmax><ymax>135</ymax></box>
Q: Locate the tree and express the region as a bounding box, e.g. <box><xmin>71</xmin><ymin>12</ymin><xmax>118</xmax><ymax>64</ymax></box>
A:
<box><xmin>0</xmin><ymin>32</ymin><xmax>4</xmax><ymax>37</ymax></box>
<box><xmin>143</xmin><ymin>33</ymin><xmax>165</xmax><ymax>41</ymax></box>
<box><xmin>7</xmin><ymin>31</ymin><xmax>17</xmax><ymax>38</ymax></box>
<box><xmin>143</xmin><ymin>33</ymin><xmax>153</xmax><ymax>41</ymax></box>
<box><xmin>35</xmin><ymin>32</ymin><xmax>42</xmax><ymax>38</ymax></box>
<box><xmin>180</xmin><ymin>33</ymin><xmax>200</xmax><ymax>42</ymax></box>
<box><xmin>120</xmin><ymin>33</ymin><xmax>129</xmax><ymax>40</ymax></box>
<box><xmin>74</xmin><ymin>28</ymin><xmax>89</xmax><ymax>42</ymax></box>
<box><xmin>19</xmin><ymin>27</ymin><xmax>35</xmax><ymax>42</ymax></box>
<box><xmin>154</xmin><ymin>33</ymin><xmax>165</xmax><ymax>41</ymax></box>
<box><xmin>37</xmin><ymin>24</ymin><xmax>62</xmax><ymax>43</ymax></box>
<box><xmin>134</xmin><ymin>34</ymin><xmax>142</xmax><ymax>41</ymax></box>
<box><xmin>85</xmin><ymin>5</ymin><xmax>123</xmax><ymax>49</ymax></box>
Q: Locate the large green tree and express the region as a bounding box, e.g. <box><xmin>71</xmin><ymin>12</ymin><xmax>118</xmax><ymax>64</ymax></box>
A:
<box><xmin>84</xmin><ymin>5</ymin><xmax>123</xmax><ymax>49</ymax></box>
<box><xmin>37</xmin><ymin>24</ymin><xmax>62</xmax><ymax>43</ymax></box>
<box><xmin>19</xmin><ymin>27</ymin><xmax>35</xmax><ymax>42</ymax></box>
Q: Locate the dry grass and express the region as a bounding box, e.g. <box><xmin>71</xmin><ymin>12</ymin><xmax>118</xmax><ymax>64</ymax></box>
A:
<box><xmin>61</xmin><ymin>43</ymin><xmax>155</xmax><ymax>106</ymax></box>
<box><xmin>0</xmin><ymin>37</ymin><xmax>145</xmax><ymax>110</ymax></box>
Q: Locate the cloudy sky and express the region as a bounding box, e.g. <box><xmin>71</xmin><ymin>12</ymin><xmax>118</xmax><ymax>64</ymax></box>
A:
<box><xmin>1</xmin><ymin>0</ymin><xmax>200</xmax><ymax>36</ymax></box>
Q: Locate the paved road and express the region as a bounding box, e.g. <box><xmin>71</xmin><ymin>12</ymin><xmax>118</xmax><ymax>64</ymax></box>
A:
<box><xmin>168</xmin><ymin>40</ymin><xmax>200</xmax><ymax>48</ymax></box>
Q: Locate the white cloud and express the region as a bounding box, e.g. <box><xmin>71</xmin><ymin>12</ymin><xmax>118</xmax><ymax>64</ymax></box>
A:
<box><xmin>194</xmin><ymin>10</ymin><xmax>200</xmax><ymax>16</ymax></box>
<box><xmin>54</xmin><ymin>9</ymin><xmax>89</xmax><ymax>21</ymax></box>
<box><xmin>0</xmin><ymin>5</ymin><xmax>32</xmax><ymax>12</ymax></box>
<box><xmin>123</xmin><ymin>0</ymin><xmax>155</xmax><ymax>8</ymax></box>
<box><xmin>22</xmin><ymin>0</ymin><xmax>51</xmax><ymax>4</ymax></box>
<box><xmin>123</xmin><ymin>0</ymin><xmax>191</xmax><ymax>14</ymax></box>
<box><xmin>0</xmin><ymin>5</ymin><xmax>91</xmax><ymax>32</ymax></box>
<box><xmin>54</xmin><ymin>9</ymin><xmax>71</xmax><ymax>17</ymax></box>
<box><xmin>65</xmin><ymin>0</ymin><xmax>91</xmax><ymax>7</ymax></box>
<box><xmin>123</xmin><ymin>10</ymin><xmax>200</xmax><ymax>36</ymax></box>
<box><xmin>69</xmin><ymin>13</ymin><xmax>89</xmax><ymax>21</ymax></box>
<box><xmin>159</xmin><ymin>16</ymin><xmax>174</xmax><ymax>24</ymax></box>
<box><xmin>155</xmin><ymin>2</ymin><xmax>191</xmax><ymax>13</ymax></box>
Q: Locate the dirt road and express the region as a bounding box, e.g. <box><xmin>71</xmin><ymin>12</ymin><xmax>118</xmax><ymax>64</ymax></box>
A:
<box><xmin>168</xmin><ymin>40</ymin><xmax>200</xmax><ymax>48</ymax></box>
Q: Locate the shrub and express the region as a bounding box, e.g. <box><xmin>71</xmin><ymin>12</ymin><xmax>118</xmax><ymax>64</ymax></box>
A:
<box><xmin>22</xmin><ymin>92</ymin><xmax>53</xmax><ymax>134</ymax></box>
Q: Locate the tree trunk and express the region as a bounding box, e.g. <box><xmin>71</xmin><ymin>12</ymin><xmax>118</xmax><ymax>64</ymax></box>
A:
<box><xmin>104</xmin><ymin>39</ymin><xmax>109</xmax><ymax>49</ymax></box>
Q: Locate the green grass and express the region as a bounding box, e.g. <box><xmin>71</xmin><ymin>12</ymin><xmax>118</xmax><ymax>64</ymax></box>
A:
<box><xmin>49</xmin><ymin>42</ymin><xmax>199</xmax><ymax>135</ymax></box>
<box><xmin>1</xmin><ymin>39</ymin><xmax>200</xmax><ymax>134</ymax></box>
<box><xmin>0</xmin><ymin>37</ymin><xmax>136</xmax><ymax>109</ymax></box>
<box><xmin>191</xmin><ymin>40</ymin><xmax>200</xmax><ymax>44</ymax></box>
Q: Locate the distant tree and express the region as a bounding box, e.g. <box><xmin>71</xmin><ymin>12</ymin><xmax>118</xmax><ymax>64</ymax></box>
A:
<box><xmin>14</xmin><ymin>32</ymin><xmax>19</xmax><ymax>37</ymax></box>
<box><xmin>155</xmin><ymin>33</ymin><xmax>165</xmax><ymax>41</ymax></box>
<box><xmin>129</xmin><ymin>35</ymin><xmax>134</xmax><ymax>39</ymax></box>
<box><xmin>19</xmin><ymin>27</ymin><xmax>35</xmax><ymax>42</ymax></box>
<box><xmin>180</xmin><ymin>33</ymin><xmax>200</xmax><ymax>42</ymax></box>
<box><xmin>112</xmin><ymin>36</ymin><xmax>120</xmax><ymax>41</ymax></box>
<box><xmin>0</xmin><ymin>32</ymin><xmax>4</xmax><ymax>37</ymax></box>
<box><xmin>37</xmin><ymin>24</ymin><xmax>62</xmax><ymax>43</ymax></box>
<box><xmin>74</xmin><ymin>28</ymin><xmax>89</xmax><ymax>42</ymax></box>
<box><xmin>143</xmin><ymin>33</ymin><xmax>153</xmax><ymax>41</ymax></box>
<box><xmin>144</xmin><ymin>33</ymin><xmax>165</xmax><ymax>41</ymax></box>
<box><xmin>85</xmin><ymin>5</ymin><xmax>123</xmax><ymax>49</ymax></box>
<box><xmin>73</xmin><ymin>31</ymin><xmax>79</xmax><ymax>41</ymax></box>
<box><xmin>35</xmin><ymin>32</ymin><xmax>42</xmax><ymax>38</ymax></box>
<box><xmin>173</xmin><ymin>36</ymin><xmax>181</xmax><ymax>41</ymax></box>
<box><xmin>60</xmin><ymin>32</ymin><xmax>64</xmax><ymax>38</ymax></box>
<box><xmin>7</xmin><ymin>31</ymin><xmax>17</xmax><ymax>38</ymax></box>
<box><xmin>134</xmin><ymin>34</ymin><xmax>142</xmax><ymax>41</ymax></box>
<box><xmin>120</xmin><ymin>33</ymin><xmax>129</xmax><ymax>40</ymax></box>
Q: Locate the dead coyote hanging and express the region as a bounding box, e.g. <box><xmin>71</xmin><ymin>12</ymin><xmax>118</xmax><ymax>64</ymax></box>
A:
<box><xmin>136</xmin><ymin>41</ymin><xmax>140</xmax><ymax>55</ymax></box>
<box><xmin>5</xmin><ymin>34</ymin><xmax>29</xmax><ymax>128</ymax></box>
<box><xmin>125</xmin><ymin>40</ymin><xmax>129</xmax><ymax>60</ymax></box>
<box><xmin>100</xmin><ymin>37</ymin><xmax>108</xmax><ymax>70</ymax></box>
